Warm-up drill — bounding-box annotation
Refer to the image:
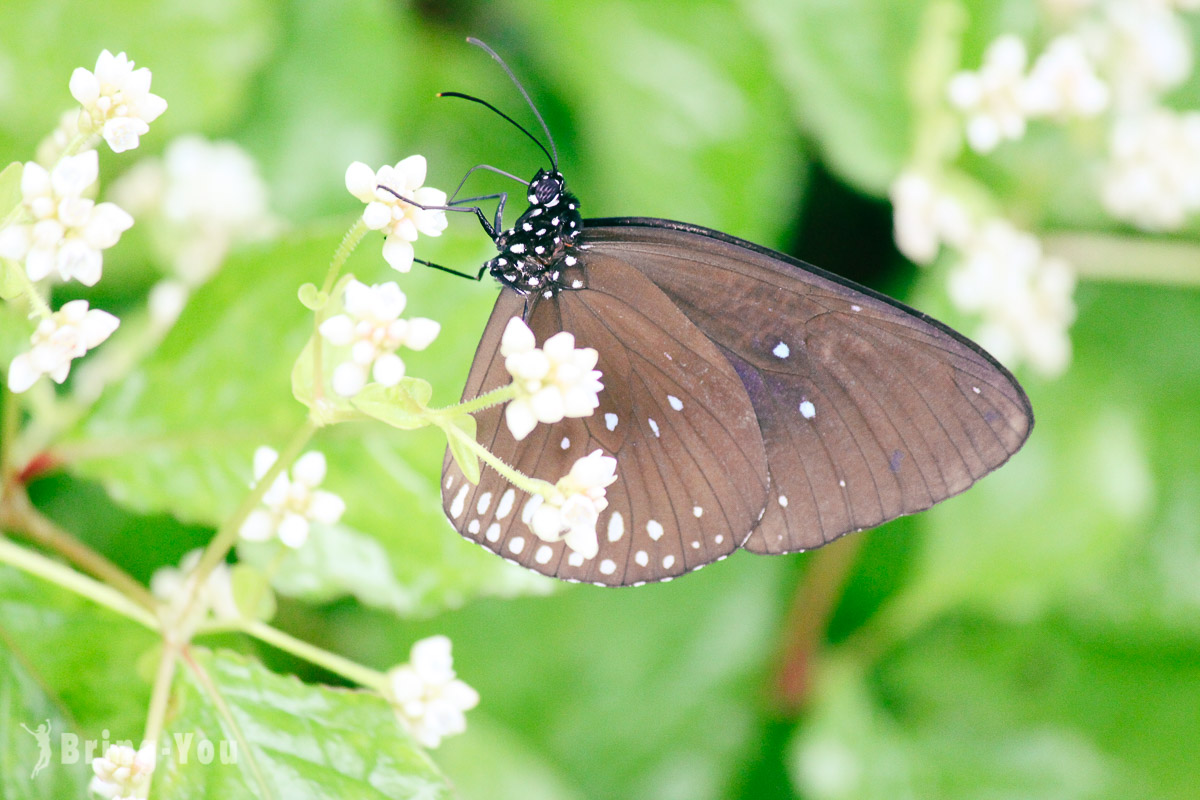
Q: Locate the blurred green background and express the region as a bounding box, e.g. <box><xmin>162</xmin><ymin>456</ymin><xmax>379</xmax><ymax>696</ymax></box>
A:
<box><xmin>2</xmin><ymin>0</ymin><xmax>1200</xmax><ymax>798</ymax></box>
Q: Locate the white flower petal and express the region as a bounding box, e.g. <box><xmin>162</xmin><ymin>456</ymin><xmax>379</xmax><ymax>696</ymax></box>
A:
<box><xmin>395</xmin><ymin>154</ymin><xmax>427</xmax><ymax>190</ymax></box>
<box><xmin>309</xmin><ymin>489</ymin><xmax>346</xmax><ymax>524</ymax></box>
<box><xmin>530</xmin><ymin>504</ymin><xmax>563</xmax><ymax>541</ymax></box>
<box><xmin>252</xmin><ymin>446</ymin><xmax>278</xmax><ymax>481</ymax></box>
<box><xmin>239</xmin><ymin>509</ymin><xmax>276</xmax><ymax>541</ymax></box>
<box><xmin>51</xmin><ymin>151</ymin><xmax>99</xmax><ymax>196</ymax></box>
<box><xmin>277</xmin><ymin>513</ymin><xmax>310</xmax><ymax>548</ymax></box>
<box><xmin>403</xmin><ymin>318</ymin><xmax>440</xmax><ymax>350</ymax></box>
<box><xmin>362</xmin><ymin>201</ymin><xmax>392</xmax><ymax>230</ymax></box>
<box><xmin>381</xmin><ymin>236</ymin><xmax>414</xmax><ymax>272</ymax></box>
<box><xmin>345</xmin><ymin>161</ymin><xmax>378</xmax><ymax>201</ymax></box>
<box><xmin>78</xmin><ymin>309</ymin><xmax>119</xmax><ymax>347</ymax></box>
<box><xmin>318</xmin><ymin>314</ymin><xmax>355</xmax><ymax>346</ymax></box>
<box><xmin>7</xmin><ymin>353</ymin><xmax>39</xmax><ymax>393</ymax></box>
<box><xmin>505</xmin><ymin>398</ymin><xmax>538</xmax><ymax>441</ymax></box>
<box><xmin>69</xmin><ymin>67</ymin><xmax>100</xmax><ymax>105</ymax></box>
<box><xmin>372</xmin><ymin>352</ymin><xmax>406</xmax><ymax>386</ymax></box>
<box><xmin>292</xmin><ymin>450</ymin><xmax>327</xmax><ymax>487</ymax></box>
<box><xmin>331</xmin><ymin>362</ymin><xmax>368</xmax><ymax>397</ymax></box>
<box><xmin>562</xmin><ymin>524</ymin><xmax>599</xmax><ymax>560</ymax></box>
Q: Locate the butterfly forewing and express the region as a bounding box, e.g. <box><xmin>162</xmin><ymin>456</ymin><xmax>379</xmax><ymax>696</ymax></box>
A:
<box><xmin>441</xmin><ymin>255</ymin><xmax>770</xmax><ymax>585</ymax></box>
<box><xmin>580</xmin><ymin>220</ymin><xmax>1034</xmax><ymax>555</ymax></box>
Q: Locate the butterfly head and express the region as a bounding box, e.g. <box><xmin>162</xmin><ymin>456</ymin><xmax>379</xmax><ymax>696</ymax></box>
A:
<box><xmin>528</xmin><ymin>169</ymin><xmax>567</xmax><ymax>208</ymax></box>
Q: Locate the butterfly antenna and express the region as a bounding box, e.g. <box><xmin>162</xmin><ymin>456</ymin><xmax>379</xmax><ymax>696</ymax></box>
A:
<box><xmin>437</xmin><ymin>91</ymin><xmax>555</xmax><ymax>167</ymax></box>
<box><xmin>464</xmin><ymin>37</ymin><xmax>558</xmax><ymax>170</ymax></box>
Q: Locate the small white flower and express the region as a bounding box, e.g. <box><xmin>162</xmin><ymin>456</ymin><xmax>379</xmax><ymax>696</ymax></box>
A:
<box><xmin>239</xmin><ymin>447</ymin><xmax>346</xmax><ymax>549</ymax></box>
<box><xmin>500</xmin><ymin>317</ymin><xmax>604</xmax><ymax>441</ymax></box>
<box><xmin>386</xmin><ymin>635</ymin><xmax>479</xmax><ymax>749</ymax></box>
<box><xmin>1101</xmin><ymin>109</ymin><xmax>1200</xmax><ymax>230</ymax></box>
<box><xmin>70</xmin><ymin>50</ymin><xmax>167</xmax><ymax>153</ymax></box>
<box><xmin>150</xmin><ymin>549</ymin><xmax>241</xmax><ymax>622</ymax></box>
<box><xmin>89</xmin><ymin>743</ymin><xmax>155</xmax><ymax>800</ymax></box>
<box><xmin>345</xmin><ymin>156</ymin><xmax>448</xmax><ymax>272</ymax></box>
<box><xmin>110</xmin><ymin>136</ymin><xmax>276</xmax><ymax>284</ymax></box>
<box><xmin>1079</xmin><ymin>1</ymin><xmax>1192</xmax><ymax>112</ymax></box>
<box><xmin>888</xmin><ymin>171</ymin><xmax>971</xmax><ymax>265</ymax></box>
<box><xmin>6</xmin><ymin>300</ymin><xmax>119</xmax><ymax>393</ymax></box>
<box><xmin>1023</xmin><ymin>35</ymin><xmax>1109</xmax><ymax>118</ymax></box>
<box><xmin>948</xmin><ymin>35</ymin><xmax>1034</xmax><ymax>153</ymax></box>
<box><xmin>948</xmin><ymin>220</ymin><xmax>1076</xmax><ymax>376</ymax></box>
<box><xmin>318</xmin><ymin>279</ymin><xmax>440</xmax><ymax>397</ymax></box>
<box><xmin>0</xmin><ymin>151</ymin><xmax>133</xmax><ymax>286</ymax></box>
<box><xmin>528</xmin><ymin>450</ymin><xmax>618</xmax><ymax>560</ymax></box>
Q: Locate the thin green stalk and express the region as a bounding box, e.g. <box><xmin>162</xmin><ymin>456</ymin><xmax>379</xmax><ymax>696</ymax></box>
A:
<box><xmin>1044</xmin><ymin>233</ymin><xmax>1200</xmax><ymax>285</ymax></box>
<box><xmin>142</xmin><ymin>645</ymin><xmax>178</xmax><ymax>757</ymax></box>
<box><xmin>441</xmin><ymin>419</ymin><xmax>553</xmax><ymax>497</ymax></box>
<box><xmin>323</xmin><ymin>219</ymin><xmax>368</xmax><ymax>295</ymax></box>
<box><xmin>0</xmin><ymin>536</ymin><xmax>158</xmax><ymax>629</ymax></box>
<box><xmin>431</xmin><ymin>384</ymin><xmax>517</xmax><ymax>419</ymax></box>
<box><xmin>236</xmin><ymin>619</ymin><xmax>385</xmax><ymax>690</ymax></box>
<box><xmin>187</xmin><ymin>419</ymin><xmax>318</xmax><ymax>604</ymax></box>
<box><xmin>3</xmin><ymin>257</ymin><xmax>52</xmax><ymax>319</ymax></box>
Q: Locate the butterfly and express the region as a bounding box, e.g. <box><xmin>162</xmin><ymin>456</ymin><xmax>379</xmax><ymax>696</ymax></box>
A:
<box><xmin>426</xmin><ymin>40</ymin><xmax>1033</xmax><ymax>587</ymax></box>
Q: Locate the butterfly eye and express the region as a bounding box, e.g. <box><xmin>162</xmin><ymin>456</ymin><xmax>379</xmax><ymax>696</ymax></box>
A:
<box><xmin>534</xmin><ymin>178</ymin><xmax>560</xmax><ymax>204</ymax></box>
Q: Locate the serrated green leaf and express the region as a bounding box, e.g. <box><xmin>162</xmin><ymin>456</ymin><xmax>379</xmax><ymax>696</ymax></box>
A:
<box><xmin>445</xmin><ymin>415</ymin><xmax>480</xmax><ymax>486</ymax></box>
<box><xmin>0</xmin><ymin>162</ymin><xmax>22</xmax><ymax>216</ymax></box>
<box><xmin>352</xmin><ymin>379</ymin><xmax>434</xmax><ymax>431</ymax></box>
<box><xmin>228</xmin><ymin>564</ymin><xmax>275</xmax><ymax>622</ymax></box>
<box><xmin>158</xmin><ymin>649</ymin><xmax>454</xmax><ymax>799</ymax></box>
<box><xmin>0</xmin><ymin>566</ymin><xmax>157</xmax><ymax>742</ymax></box>
<box><xmin>297</xmin><ymin>283</ymin><xmax>326</xmax><ymax>311</ymax></box>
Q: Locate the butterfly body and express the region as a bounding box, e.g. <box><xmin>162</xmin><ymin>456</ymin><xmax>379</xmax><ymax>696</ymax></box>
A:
<box><xmin>486</xmin><ymin>169</ymin><xmax>584</xmax><ymax>297</ymax></box>
<box><xmin>440</xmin><ymin>165</ymin><xmax>1033</xmax><ymax>586</ymax></box>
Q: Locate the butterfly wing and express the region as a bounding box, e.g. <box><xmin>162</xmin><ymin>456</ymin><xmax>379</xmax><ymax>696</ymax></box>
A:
<box><xmin>441</xmin><ymin>254</ymin><xmax>770</xmax><ymax>585</ymax></box>
<box><xmin>581</xmin><ymin>218</ymin><xmax>1034</xmax><ymax>555</ymax></box>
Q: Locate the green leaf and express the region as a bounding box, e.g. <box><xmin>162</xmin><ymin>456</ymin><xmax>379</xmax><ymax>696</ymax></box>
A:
<box><xmin>228</xmin><ymin>564</ymin><xmax>275</xmax><ymax>622</ymax></box>
<box><xmin>0</xmin><ymin>161</ymin><xmax>22</xmax><ymax>216</ymax></box>
<box><xmin>157</xmin><ymin>649</ymin><xmax>454</xmax><ymax>799</ymax></box>
<box><xmin>297</xmin><ymin>283</ymin><xmax>326</xmax><ymax>311</ymax></box>
<box><xmin>444</xmin><ymin>415</ymin><xmax>480</xmax><ymax>486</ymax></box>
<box><xmin>0</xmin><ymin>566</ymin><xmax>157</xmax><ymax>741</ymax></box>
<box><xmin>352</xmin><ymin>379</ymin><xmax>435</xmax><ymax>431</ymax></box>
<box><xmin>739</xmin><ymin>0</ymin><xmax>928</xmax><ymax>195</ymax></box>
<box><xmin>434</xmin><ymin>714</ymin><xmax>586</xmax><ymax>800</ymax></box>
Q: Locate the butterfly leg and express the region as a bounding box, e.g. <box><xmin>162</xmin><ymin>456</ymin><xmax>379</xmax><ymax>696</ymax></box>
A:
<box><xmin>379</xmin><ymin>185</ymin><xmax>507</xmax><ymax>240</ymax></box>
<box><xmin>412</xmin><ymin>257</ymin><xmax>490</xmax><ymax>282</ymax></box>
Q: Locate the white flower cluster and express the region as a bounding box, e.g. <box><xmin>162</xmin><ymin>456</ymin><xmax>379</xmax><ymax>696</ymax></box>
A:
<box><xmin>89</xmin><ymin>743</ymin><xmax>154</xmax><ymax>800</ymax></box>
<box><xmin>70</xmin><ymin>50</ymin><xmax>167</xmax><ymax>153</ymax></box>
<box><xmin>6</xmin><ymin>300</ymin><xmax>119</xmax><ymax>392</ymax></box>
<box><xmin>150</xmin><ymin>549</ymin><xmax>240</xmax><ymax>623</ymax></box>
<box><xmin>949</xmin><ymin>34</ymin><xmax>1108</xmax><ymax>153</ymax></box>
<box><xmin>345</xmin><ymin>156</ymin><xmax>449</xmax><ymax>272</ymax></box>
<box><xmin>1086</xmin><ymin>0</ymin><xmax>1193</xmax><ymax>109</ymax></box>
<box><xmin>111</xmin><ymin>135</ymin><xmax>276</xmax><ymax>284</ymax></box>
<box><xmin>386</xmin><ymin>635</ymin><xmax>479</xmax><ymax>749</ymax></box>
<box><xmin>500</xmin><ymin>317</ymin><xmax>604</xmax><ymax>441</ymax></box>
<box><xmin>948</xmin><ymin>220</ymin><xmax>1076</xmax><ymax>376</ymax></box>
<box><xmin>526</xmin><ymin>450</ymin><xmax>618</xmax><ymax>560</ymax></box>
<box><xmin>889</xmin><ymin>172</ymin><xmax>970</xmax><ymax>265</ymax></box>
<box><xmin>318</xmin><ymin>279</ymin><xmax>441</xmax><ymax>397</ymax></box>
<box><xmin>239</xmin><ymin>448</ymin><xmax>346</xmax><ymax>549</ymax></box>
<box><xmin>1102</xmin><ymin>110</ymin><xmax>1200</xmax><ymax>230</ymax></box>
<box><xmin>0</xmin><ymin>151</ymin><xmax>133</xmax><ymax>286</ymax></box>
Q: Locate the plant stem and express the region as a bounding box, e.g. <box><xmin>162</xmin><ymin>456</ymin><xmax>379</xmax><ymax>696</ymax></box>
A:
<box><xmin>0</xmin><ymin>536</ymin><xmax>158</xmax><ymax>629</ymax></box>
<box><xmin>773</xmin><ymin>535</ymin><xmax>865</xmax><ymax>714</ymax></box>
<box><xmin>236</xmin><ymin>619</ymin><xmax>385</xmax><ymax>690</ymax></box>
<box><xmin>323</xmin><ymin>219</ymin><xmax>367</xmax><ymax>295</ymax></box>
<box><xmin>187</xmin><ymin>419</ymin><xmax>317</xmax><ymax>606</ymax></box>
<box><xmin>441</xmin><ymin>419</ymin><xmax>552</xmax><ymax>497</ymax></box>
<box><xmin>3</xmin><ymin>257</ymin><xmax>53</xmax><ymax>319</ymax></box>
<box><xmin>431</xmin><ymin>384</ymin><xmax>517</xmax><ymax>419</ymax></box>
<box><xmin>1045</xmin><ymin>233</ymin><xmax>1200</xmax><ymax>285</ymax></box>
<box><xmin>143</xmin><ymin>644</ymin><xmax>178</xmax><ymax>757</ymax></box>
<box><xmin>0</xmin><ymin>488</ymin><xmax>156</xmax><ymax>608</ymax></box>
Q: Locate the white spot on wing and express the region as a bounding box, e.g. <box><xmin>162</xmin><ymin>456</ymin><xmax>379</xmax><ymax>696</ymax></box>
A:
<box><xmin>567</xmin><ymin>552</ymin><xmax>585</xmax><ymax>567</ymax></box>
<box><xmin>667</xmin><ymin>395</ymin><xmax>683</xmax><ymax>411</ymax></box>
<box><xmin>648</xmin><ymin>418</ymin><xmax>660</xmax><ymax>437</ymax></box>
<box><xmin>972</xmin><ymin>386</ymin><xmax>981</xmax><ymax>394</ymax></box>
<box><xmin>486</xmin><ymin>523</ymin><xmax>501</xmax><ymax>542</ymax></box>
<box><xmin>599</xmin><ymin>559</ymin><xmax>616</xmax><ymax>575</ymax></box>
<box><xmin>647</xmin><ymin>520</ymin><xmax>664</xmax><ymax>541</ymax></box>
<box><xmin>467</xmin><ymin>519</ymin><xmax>480</xmax><ymax>534</ymax></box>
<box><xmin>715</xmin><ymin>534</ymin><xmax>724</xmax><ymax>544</ymax></box>
<box><xmin>635</xmin><ymin>550</ymin><xmax>648</xmax><ymax>567</ymax></box>
<box><xmin>561</xmin><ymin>436</ymin><xmax>570</xmax><ymax>450</ymax></box>
<box><xmin>799</xmin><ymin>400</ymin><xmax>816</xmax><ymax>419</ymax></box>
<box><xmin>608</xmin><ymin>512</ymin><xmax>625</xmax><ymax>542</ymax></box>
<box><xmin>839</xmin><ymin>479</ymin><xmax>846</xmax><ymax>487</ymax></box>
<box><xmin>476</xmin><ymin>492</ymin><xmax>493</xmax><ymax>515</ymax></box>
<box><xmin>779</xmin><ymin>495</ymin><xmax>789</xmax><ymax>507</ymax></box>
<box><xmin>496</xmin><ymin>489</ymin><xmax>516</xmax><ymax>520</ymax></box>
<box><xmin>450</xmin><ymin>485</ymin><xmax>469</xmax><ymax>519</ymax></box>
<box><xmin>693</xmin><ymin>506</ymin><xmax>703</xmax><ymax>518</ymax></box>
<box><xmin>535</xmin><ymin>545</ymin><xmax>553</xmax><ymax>564</ymax></box>
<box><xmin>521</xmin><ymin>495</ymin><xmax>543</xmax><ymax>524</ymax></box>
<box><xmin>662</xmin><ymin>554</ymin><xmax>675</xmax><ymax>569</ymax></box>
<box><xmin>851</xmin><ymin>304</ymin><xmax>861</xmax><ymax>312</ymax></box>
<box><xmin>508</xmin><ymin>536</ymin><xmax>525</xmax><ymax>554</ymax></box>
<box><xmin>605</xmin><ymin>413</ymin><xmax>618</xmax><ymax>431</ymax></box>
<box><xmin>773</xmin><ymin>341</ymin><xmax>790</xmax><ymax>358</ymax></box>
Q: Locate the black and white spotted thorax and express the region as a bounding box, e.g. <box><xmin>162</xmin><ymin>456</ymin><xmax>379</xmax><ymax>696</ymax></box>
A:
<box><xmin>488</xmin><ymin>169</ymin><xmax>583</xmax><ymax>297</ymax></box>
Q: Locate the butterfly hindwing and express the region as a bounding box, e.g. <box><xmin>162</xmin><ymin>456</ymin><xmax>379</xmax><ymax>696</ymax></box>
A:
<box><xmin>441</xmin><ymin>254</ymin><xmax>770</xmax><ymax>585</ymax></box>
<box><xmin>581</xmin><ymin>219</ymin><xmax>1034</xmax><ymax>555</ymax></box>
